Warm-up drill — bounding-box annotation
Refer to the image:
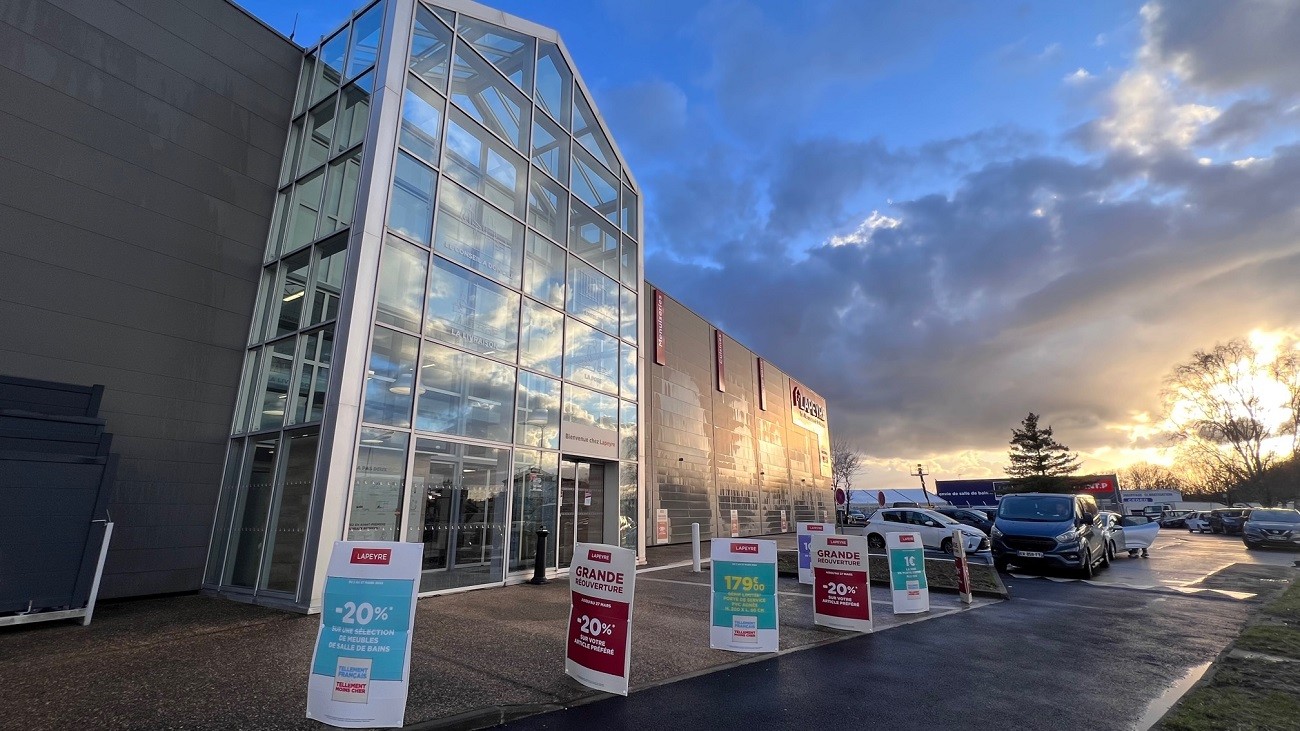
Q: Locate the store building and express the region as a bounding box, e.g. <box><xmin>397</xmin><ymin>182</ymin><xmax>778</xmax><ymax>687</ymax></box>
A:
<box><xmin>1</xmin><ymin>0</ymin><xmax>831</xmax><ymax>614</ymax></box>
<box><xmin>645</xmin><ymin>287</ymin><xmax>834</xmax><ymax>544</ymax></box>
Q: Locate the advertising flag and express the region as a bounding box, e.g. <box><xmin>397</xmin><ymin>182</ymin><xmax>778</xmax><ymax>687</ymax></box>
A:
<box><xmin>307</xmin><ymin>541</ymin><xmax>422</xmax><ymax>729</ymax></box>
<box><xmin>566</xmin><ymin>543</ymin><xmax>637</xmax><ymax>695</ymax></box>
<box><xmin>710</xmin><ymin>539</ymin><xmax>779</xmax><ymax>652</ymax></box>
<box><xmin>811</xmin><ymin>535</ymin><xmax>872</xmax><ymax>632</ymax></box>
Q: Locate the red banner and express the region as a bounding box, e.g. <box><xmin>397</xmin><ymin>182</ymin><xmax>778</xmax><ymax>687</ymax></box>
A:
<box><xmin>653</xmin><ymin>289</ymin><xmax>666</xmax><ymax>366</ymax></box>
<box><xmin>715</xmin><ymin>329</ymin><xmax>726</xmax><ymax>392</ymax></box>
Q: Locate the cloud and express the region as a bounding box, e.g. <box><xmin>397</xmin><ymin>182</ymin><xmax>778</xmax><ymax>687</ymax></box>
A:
<box><xmin>1144</xmin><ymin>0</ymin><xmax>1300</xmax><ymax>97</ymax></box>
<box><xmin>1064</xmin><ymin>68</ymin><xmax>1093</xmax><ymax>84</ymax></box>
<box><xmin>580</xmin><ymin>0</ymin><xmax>1300</xmax><ymax>485</ymax></box>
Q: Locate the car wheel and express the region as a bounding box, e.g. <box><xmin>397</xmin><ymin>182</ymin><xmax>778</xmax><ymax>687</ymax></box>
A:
<box><xmin>1101</xmin><ymin>543</ymin><xmax>1111</xmax><ymax>568</ymax></box>
<box><xmin>1244</xmin><ymin>541</ymin><xmax>1256</xmax><ymax>551</ymax></box>
<box><xmin>940</xmin><ymin>538</ymin><xmax>953</xmax><ymax>555</ymax></box>
<box><xmin>1079</xmin><ymin>542</ymin><xmax>1095</xmax><ymax>579</ymax></box>
<box><xmin>867</xmin><ymin>533</ymin><xmax>886</xmax><ymax>550</ymax></box>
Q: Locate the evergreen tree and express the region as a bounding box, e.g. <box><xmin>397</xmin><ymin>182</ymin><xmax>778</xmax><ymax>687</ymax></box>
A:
<box><xmin>1005</xmin><ymin>413</ymin><xmax>1082</xmax><ymax>492</ymax></box>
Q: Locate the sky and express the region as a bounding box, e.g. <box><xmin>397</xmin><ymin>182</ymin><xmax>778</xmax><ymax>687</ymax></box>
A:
<box><xmin>244</xmin><ymin>0</ymin><xmax>1300</xmax><ymax>486</ymax></box>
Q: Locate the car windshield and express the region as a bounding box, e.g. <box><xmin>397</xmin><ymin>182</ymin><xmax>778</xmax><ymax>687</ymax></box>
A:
<box><xmin>998</xmin><ymin>496</ymin><xmax>1073</xmax><ymax>521</ymax></box>
<box><xmin>927</xmin><ymin>511</ymin><xmax>960</xmax><ymax>525</ymax></box>
<box><xmin>1250</xmin><ymin>510</ymin><xmax>1300</xmax><ymax>523</ymax></box>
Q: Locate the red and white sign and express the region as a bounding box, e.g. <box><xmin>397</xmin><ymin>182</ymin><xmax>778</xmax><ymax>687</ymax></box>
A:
<box><xmin>715</xmin><ymin>329</ymin><xmax>726</xmax><ymax>393</ymax></box>
<box><xmin>653</xmin><ymin>289</ymin><xmax>666</xmax><ymax>366</ymax></box>
<box><xmin>811</xmin><ymin>534</ymin><xmax>872</xmax><ymax>632</ymax></box>
<box><xmin>566</xmin><ymin>543</ymin><xmax>636</xmax><ymax>695</ymax></box>
<box><xmin>655</xmin><ymin>509</ymin><xmax>670</xmax><ymax>544</ymax></box>
<box><xmin>350</xmin><ymin>547</ymin><xmax>392</xmax><ymax>565</ymax></box>
<box><xmin>951</xmin><ymin>529</ymin><xmax>973</xmax><ymax>606</ymax></box>
<box><xmin>730</xmin><ymin>509</ymin><xmax>740</xmax><ymax>538</ymax></box>
<box><xmin>780</xmin><ymin>509</ymin><xmax>789</xmax><ymax>533</ymax></box>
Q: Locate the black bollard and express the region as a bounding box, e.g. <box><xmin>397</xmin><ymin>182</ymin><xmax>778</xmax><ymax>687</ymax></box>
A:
<box><xmin>529</xmin><ymin>526</ymin><xmax>550</xmax><ymax>585</ymax></box>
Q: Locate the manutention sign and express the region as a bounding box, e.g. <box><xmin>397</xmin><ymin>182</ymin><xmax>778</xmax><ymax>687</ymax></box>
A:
<box><xmin>715</xmin><ymin>329</ymin><xmax>726</xmax><ymax>392</ymax></box>
<box><xmin>653</xmin><ymin>289</ymin><xmax>666</xmax><ymax>366</ymax></box>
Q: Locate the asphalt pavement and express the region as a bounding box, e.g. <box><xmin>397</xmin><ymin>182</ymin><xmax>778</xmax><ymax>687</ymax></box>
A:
<box><xmin>503</xmin><ymin>532</ymin><xmax>1297</xmax><ymax>731</ymax></box>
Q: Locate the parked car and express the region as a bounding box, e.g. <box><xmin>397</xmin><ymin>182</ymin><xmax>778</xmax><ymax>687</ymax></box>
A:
<box><xmin>1156</xmin><ymin>510</ymin><xmax>1194</xmax><ymax>529</ymax></box>
<box><xmin>1208</xmin><ymin>508</ymin><xmax>1250</xmax><ymax>535</ymax></box>
<box><xmin>934</xmin><ymin>506</ymin><xmax>995</xmax><ymax>535</ymax></box>
<box><xmin>1185</xmin><ymin>511</ymin><xmax>1213</xmax><ymax>533</ymax></box>
<box><xmin>844</xmin><ymin>509</ymin><xmax>868</xmax><ymax>526</ymax></box>
<box><xmin>1241</xmin><ymin>508</ymin><xmax>1300</xmax><ymax>550</ymax></box>
<box><xmin>991</xmin><ymin>493</ymin><xmax>1108</xmax><ymax>577</ymax></box>
<box><xmin>863</xmin><ymin>507</ymin><xmax>988</xmax><ymax>554</ymax></box>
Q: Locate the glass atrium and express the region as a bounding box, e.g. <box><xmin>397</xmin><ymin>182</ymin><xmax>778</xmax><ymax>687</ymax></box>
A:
<box><xmin>205</xmin><ymin>0</ymin><xmax>643</xmax><ymax>610</ymax></box>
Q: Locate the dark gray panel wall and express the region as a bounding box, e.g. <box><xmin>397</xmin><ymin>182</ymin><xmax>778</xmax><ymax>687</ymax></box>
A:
<box><xmin>646</xmin><ymin>284</ymin><xmax>833</xmax><ymax>544</ymax></box>
<box><xmin>0</xmin><ymin>0</ymin><xmax>301</xmax><ymax>598</ymax></box>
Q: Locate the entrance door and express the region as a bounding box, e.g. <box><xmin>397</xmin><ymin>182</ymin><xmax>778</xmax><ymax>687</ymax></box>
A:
<box><xmin>557</xmin><ymin>459</ymin><xmax>606</xmax><ymax>568</ymax></box>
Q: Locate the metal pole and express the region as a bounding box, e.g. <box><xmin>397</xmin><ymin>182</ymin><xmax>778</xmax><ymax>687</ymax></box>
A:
<box><xmin>529</xmin><ymin>526</ymin><xmax>549</xmax><ymax>585</ymax></box>
<box><xmin>691</xmin><ymin>522</ymin><xmax>701</xmax><ymax>572</ymax></box>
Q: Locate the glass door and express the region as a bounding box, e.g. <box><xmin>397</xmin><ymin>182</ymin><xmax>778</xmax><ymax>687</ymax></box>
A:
<box><xmin>557</xmin><ymin>459</ymin><xmax>607</xmax><ymax>568</ymax></box>
<box><xmin>410</xmin><ymin>437</ymin><xmax>509</xmax><ymax>592</ymax></box>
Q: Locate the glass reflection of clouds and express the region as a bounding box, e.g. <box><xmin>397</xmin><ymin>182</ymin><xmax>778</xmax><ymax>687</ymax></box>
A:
<box><xmin>569</xmin><ymin>201</ymin><xmax>620</xmax><ymax>280</ymax></box>
<box><xmin>416</xmin><ymin>340</ymin><xmax>516</xmax><ymax>443</ymax></box>
<box><xmin>563</xmin><ymin>383</ymin><xmax>617</xmax><ymax>431</ymax></box>
<box><xmin>564</xmin><ymin>319</ymin><xmax>618</xmax><ymax>396</ymax></box>
<box><xmin>566</xmin><ymin>255</ymin><xmax>618</xmax><ymax>336</ymax></box>
<box><xmin>519</xmin><ymin>299</ymin><xmax>563</xmax><ymax>376</ymax></box>
<box><xmin>523</xmin><ymin>233</ymin><xmax>565</xmax><ymax>308</ymax></box>
<box><xmin>399</xmin><ymin>73</ymin><xmax>444</xmax><ymax>166</ymax></box>
<box><xmin>433</xmin><ymin>178</ymin><xmax>523</xmax><ymax>287</ymax></box>
<box><xmin>443</xmin><ymin>109</ymin><xmax>526</xmax><ymax>218</ymax></box>
<box><xmin>425</xmin><ymin>257</ymin><xmax>520</xmax><ymax>359</ymax></box>
<box><xmin>516</xmin><ymin>371</ymin><xmax>561</xmax><ymax>449</ymax></box>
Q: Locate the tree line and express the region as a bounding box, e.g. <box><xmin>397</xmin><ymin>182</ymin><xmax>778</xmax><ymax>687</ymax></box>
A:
<box><xmin>1005</xmin><ymin>336</ymin><xmax>1300</xmax><ymax>506</ymax></box>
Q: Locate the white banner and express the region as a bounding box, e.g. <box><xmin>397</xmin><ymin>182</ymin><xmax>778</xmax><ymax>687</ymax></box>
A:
<box><xmin>885</xmin><ymin>532</ymin><xmax>929</xmax><ymax>614</ymax></box>
<box><xmin>307</xmin><ymin>542</ymin><xmax>422</xmax><ymax>728</ymax></box>
<box><xmin>811</xmin><ymin>534</ymin><xmax>872</xmax><ymax>632</ymax></box>
<box><xmin>566</xmin><ymin>543</ymin><xmax>637</xmax><ymax>695</ymax></box>
<box><xmin>710</xmin><ymin>539</ymin><xmax>779</xmax><ymax>653</ymax></box>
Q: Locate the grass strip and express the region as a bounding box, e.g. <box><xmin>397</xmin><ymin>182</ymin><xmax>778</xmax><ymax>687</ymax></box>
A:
<box><xmin>1158</xmin><ymin>580</ymin><xmax>1300</xmax><ymax>731</ymax></box>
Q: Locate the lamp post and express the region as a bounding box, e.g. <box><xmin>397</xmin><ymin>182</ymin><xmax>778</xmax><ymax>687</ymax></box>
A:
<box><xmin>910</xmin><ymin>463</ymin><xmax>933</xmax><ymax>508</ymax></box>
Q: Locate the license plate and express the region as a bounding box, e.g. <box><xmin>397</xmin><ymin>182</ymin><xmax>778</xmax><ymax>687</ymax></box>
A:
<box><xmin>1017</xmin><ymin>551</ymin><xmax>1044</xmax><ymax>558</ymax></box>
<box><xmin>1267</xmin><ymin>535</ymin><xmax>1287</xmax><ymax>541</ymax></box>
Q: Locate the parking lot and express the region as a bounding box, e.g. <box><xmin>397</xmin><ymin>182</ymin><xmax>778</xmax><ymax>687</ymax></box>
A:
<box><xmin>1005</xmin><ymin>528</ymin><xmax>1299</xmax><ymax>595</ymax></box>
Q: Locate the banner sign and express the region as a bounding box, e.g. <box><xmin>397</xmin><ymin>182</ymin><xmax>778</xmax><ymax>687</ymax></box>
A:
<box><xmin>307</xmin><ymin>541</ymin><xmax>421</xmax><ymax>729</ymax></box>
<box><xmin>710</xmin><ymin>539</ymin><xmax>778</xmax><ymax>653</ymax></box>
<box><xmin>715</xmin><ymin>329</ymin><xmax>726</xmax><ymax>392</ymax></box>
<box><xmin>757</xmin><ymin>358</ymin><xmax>767</xmax><ymax>411</ymax></box>
<box><xmin>811</xmin><ymin>535</ymin><xmax>872</xmax><ymax>632</ymax></box>
<box><xmin>566</xmin><ymin>543</ymin><xmax>636</xmax><ymax>695</ymax></box>
<box><xmin>934</xmin><ymin>479</ymin><xmax>1000</xmax><ymax>507</ymax></box>
<box><xmin>797</xmin><ymin>522</ymin><xmax>834</xmax><ymax>584</ymax></box>
<box><xmin>730</xmin><ymin>509</ymin><xmax>740</xmax><ymax>537</ymax></box>
<box><xmin>789</xmin><ymin>380</ymin><xmax>832</xmax><ymax>476</ymax></box>
<box><xmin>951</xmin><ymin>529</ymin><xmax>973</xmax><ymax>605</ymax></box>
<box><xmin>885</xmin><ymin>532</ymin><xmax>929</xmax><ymax>614</ymax></box>
<box><xmin>655</xmin><ymin>509</ymin><xmax>670</xmax><ymax>544</ymax></box>
<box><xmin>780</xmin><ymin>509</ymin><xmax>789</xmax><ymax>533</ymax></box>
<box><xmin>653</xmin><ymin>289</ymin><xmax>665</xmax><ymax>365</ymax></box>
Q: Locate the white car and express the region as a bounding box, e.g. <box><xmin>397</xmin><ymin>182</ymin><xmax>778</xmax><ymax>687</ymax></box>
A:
<box><xmin>864</xmin><ymin>507</ymin><xmax>988</xmax><ymax>554</ymax></box>
<box><xmin>1097</xmin><ymin>512</ymin><xmax>1160</xmax><ymax>558</ymax></box>
<box><xmin>1185</xmin><ymin>511</ymin><xmax>1212</xmax><ymax>533</ymax></box>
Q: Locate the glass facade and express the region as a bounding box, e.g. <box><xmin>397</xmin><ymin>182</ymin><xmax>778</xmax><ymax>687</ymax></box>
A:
<box><xmin>206</xmin><ymin>0</ymin><xmax>643</xmax><ymax>608</ymax></box>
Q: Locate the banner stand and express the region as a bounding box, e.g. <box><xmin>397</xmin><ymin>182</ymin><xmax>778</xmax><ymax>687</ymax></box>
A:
<box><xmin>566</xmin><ymin>543</ymin><xmax>637</xmax><ymax>695</ymax></box>
<box><xmin>710</xmin><ymin>539</ymin><xmax>779</xmax><ymax>652</ymax></box>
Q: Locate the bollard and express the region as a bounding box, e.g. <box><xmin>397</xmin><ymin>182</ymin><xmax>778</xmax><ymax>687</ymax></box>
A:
<box><xmin>691</xmin><ymin>522</ymin><xmax>701</xmax><ymax>572</ymax></box>
<box><xmin>529</xmin><ymin>526</ymin><xmax>550</xmax><ymax>585</ymax></box>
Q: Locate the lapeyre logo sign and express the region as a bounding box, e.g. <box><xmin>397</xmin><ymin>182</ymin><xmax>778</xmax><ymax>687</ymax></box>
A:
<box><xmin>731</xmin><ymin>542</ymin><xmax>760</xmax><ymax>555</ymax></box>
<box><xmin>350</xmin><ymin>548</ymin><xmax>392</xmax><ymax>565</ymax></box>
<box><xmin>791</xmin><ymin>386</ymin><xmax>826</xmax><ymax>422</ymax></box>
<box><xmin>566</xmin><ymin>544</ymin><xmax>637</xmax><ymax>695</ymax></box>
<box><xmin>898</xmin><ymin>535</ymin><xmax>916</xmax><ymax>543</ymax></box>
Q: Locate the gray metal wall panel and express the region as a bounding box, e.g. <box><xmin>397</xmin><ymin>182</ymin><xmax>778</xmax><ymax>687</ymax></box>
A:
<box><xmin>0</xmin><ymin>0</ymin><xmax>299</xmax><ymax>598</ymax></box>
<box><xmin>646</xmin><ymin>283</ymin><xmax>833</xmax><ymax>544</ymax></box>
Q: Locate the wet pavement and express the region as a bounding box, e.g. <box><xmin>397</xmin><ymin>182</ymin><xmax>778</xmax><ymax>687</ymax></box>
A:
<box><xmin>2</xmin><ymin>537</ymin><xmax>997</xmax><ymax>731</ymax></box>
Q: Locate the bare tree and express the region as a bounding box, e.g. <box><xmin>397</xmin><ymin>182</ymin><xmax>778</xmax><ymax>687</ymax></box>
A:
<box><xmin>1162</xmin><ymin>339</ymin><xmax>1276</xmax><ymax>499</ymax></box>
<box><xmin>831</xmin><ymin>439</ymin><xmax>862</xmax><ymax>493</ymax></box>
<box><xmin>1270</xmin><ymin>346</ymin><xmax>1300</xmax><ymax>459</ymax></box>
<box><xmin>1118</xmin><ymin>462</ymin><xmax>1185</xmax><ymax>492</ymax></box>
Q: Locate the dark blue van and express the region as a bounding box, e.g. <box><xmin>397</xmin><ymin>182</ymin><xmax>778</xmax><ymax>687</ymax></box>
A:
<box><xmin>991</xmin><ymin>493</ymin><xmax>1108</xmax><ymax>577</ymax></box>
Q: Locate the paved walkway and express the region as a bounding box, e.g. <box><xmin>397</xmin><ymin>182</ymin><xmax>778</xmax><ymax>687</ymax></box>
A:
<box><xmin>3</xmin><ymin>538</ymin><xmax>998</xmax><ymax>730</ymax></box>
